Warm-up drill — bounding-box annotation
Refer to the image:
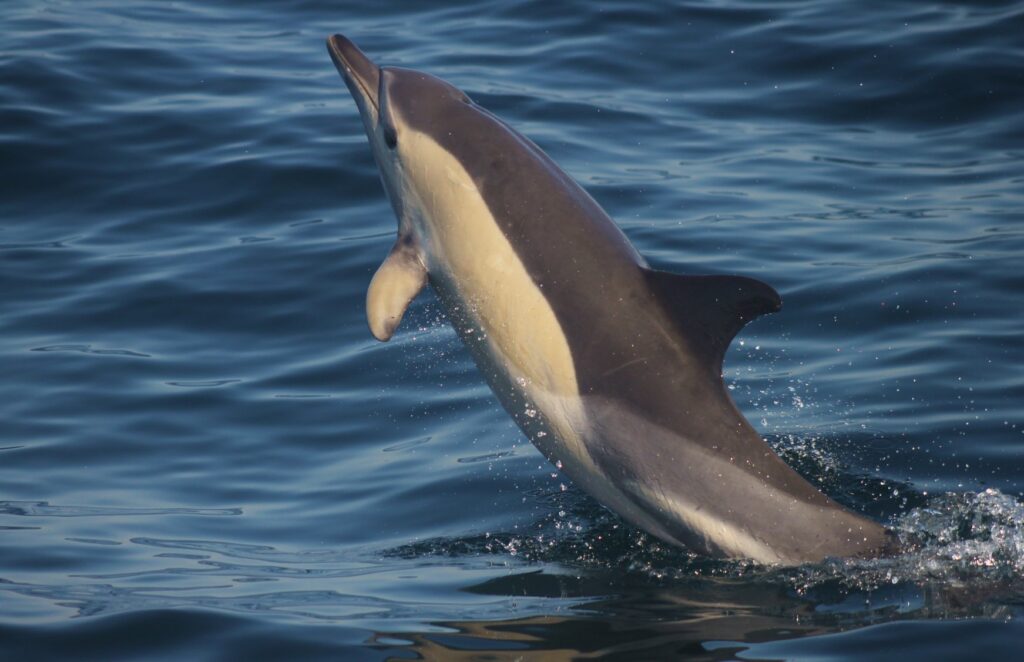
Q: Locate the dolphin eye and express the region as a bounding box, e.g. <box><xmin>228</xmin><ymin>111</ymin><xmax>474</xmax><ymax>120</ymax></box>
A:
<box><xmin>377</xmin><ymin>70</ymin><xmax>398</xmax><ymax>149</ymax></box>
<box><xmin>383</xmin><ymin>122</ymin><xmax>398</xmax><ymax>149</ymax></box>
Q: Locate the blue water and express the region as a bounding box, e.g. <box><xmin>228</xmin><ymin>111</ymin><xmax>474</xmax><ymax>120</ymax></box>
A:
<box><xmin>2</xmin><ymin>0</ymin><xmax>1023</xmax><ymax>658</ymax></box>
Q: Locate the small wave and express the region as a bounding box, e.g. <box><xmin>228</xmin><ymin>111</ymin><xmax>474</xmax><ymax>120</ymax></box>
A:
<box><xmin>0</xmin><ymin>501</ymin><xmax>241</xmax><ymax>518</ymax></box>
<box><xmin>129</xmin><ymin>537</ymin><xmax>351</xmax><ymax>564</ymax></box>
<box><xmin>164</xmin><ymin>379</ymin><xmax>242</xmax><ymax>388</ymax></box>
<box><xmin>381</xmin><ymin>436</ymin><xmax>432</xmax><ymax>453</ymax></box>
<box><xmin>456</xmin><ymin>450</ymin><xmax>515</xmax><ymax>464</ymax></box>
<box><xmin>0</xmin><ymin>238</ymin><xmax>78</xmax><ymax>250</ymax></box>
<box><xmin>30</xmin><ymin>344</ymin><xmax>151</xmax><ymax>358</ymax></box>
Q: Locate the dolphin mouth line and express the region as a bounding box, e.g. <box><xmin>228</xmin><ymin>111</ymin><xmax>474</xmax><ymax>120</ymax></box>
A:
<box><xmin>327</xmin><ymin>35</ymin><xmax>380</xmax><ymax>114</ymax></box>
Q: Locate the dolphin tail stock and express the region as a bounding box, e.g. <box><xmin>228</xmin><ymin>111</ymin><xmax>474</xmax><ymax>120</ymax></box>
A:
<box><xmin>642</xmin><ymin>268</ymin><xmax>782</xmax><ymax>374</ymax></box>
<box><xmin>366</xmin><ymin>236</ymin><xmax>427</xmax><ymax>341</ymax></box>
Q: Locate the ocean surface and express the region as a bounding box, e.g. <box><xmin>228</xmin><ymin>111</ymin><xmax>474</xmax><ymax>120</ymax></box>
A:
<box><xmin>2</xmin><ymin>0</ymin><xmax>1023</xmax><ymax>659</ymax></box>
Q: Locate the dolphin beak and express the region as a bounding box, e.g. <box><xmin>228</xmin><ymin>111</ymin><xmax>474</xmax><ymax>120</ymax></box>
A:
<box><xmin>327</xmin><ymin>34</ymin><xmax>381</xmax><ymax>114</ymax></box>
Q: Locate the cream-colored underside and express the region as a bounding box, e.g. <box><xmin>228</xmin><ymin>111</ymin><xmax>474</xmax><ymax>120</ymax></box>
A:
<box><xmin>406</xmin><ymin>134</ymin><xmax>573</xmax><ymax>394</ymax></box>
<box><xmin>397</xmin><ymin>130</ymin><xmax>611</xmax><ymax>478</ymax></box>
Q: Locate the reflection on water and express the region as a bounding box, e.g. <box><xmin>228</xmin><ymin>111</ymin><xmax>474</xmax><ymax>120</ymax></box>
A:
<box><xmin>388</xmin><ymin>563</ymin><xmax>1023</xmax><ymax>659</ymax></box>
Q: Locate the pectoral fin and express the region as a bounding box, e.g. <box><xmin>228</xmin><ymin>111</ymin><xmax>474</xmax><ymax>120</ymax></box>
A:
<box><xmin>366</xmin><ymin>238</ymin><xmax>427</xmax><ymax>341</ymax></box>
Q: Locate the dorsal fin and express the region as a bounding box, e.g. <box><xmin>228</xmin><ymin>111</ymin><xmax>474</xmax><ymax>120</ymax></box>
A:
<box><xmin>643</xmin><ymin>268</ymin><xmax>782</xmax><ymax>373</ymax></box>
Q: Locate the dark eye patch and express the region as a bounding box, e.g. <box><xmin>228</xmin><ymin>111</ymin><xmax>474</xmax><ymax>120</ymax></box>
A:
<box><xmin>378</xmin><ymin>70</ymin><xmax>398</xmax><ymax>149</ymax></box>
<box><xmin>383</xmin><ymin>122</ymin><xmax>398</xmax><ymax>149</ymax></box>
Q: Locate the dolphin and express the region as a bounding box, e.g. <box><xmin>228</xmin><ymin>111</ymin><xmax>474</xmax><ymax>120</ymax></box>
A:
<box><xmin>326</xmin><ymin>34</ymin><xmax>893</xmax><ymax>564</ymax></box>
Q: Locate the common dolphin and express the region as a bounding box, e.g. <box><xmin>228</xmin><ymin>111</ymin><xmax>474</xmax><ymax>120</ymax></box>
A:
<box><xmin>326</xmin><ymin>34</ymin><xmax>893</xmax><ymax>564</ymax></box>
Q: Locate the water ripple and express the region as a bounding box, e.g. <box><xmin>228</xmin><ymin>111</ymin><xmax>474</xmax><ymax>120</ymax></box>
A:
<box><xmin>0</xmin><ymin>502</ymin><xmax>242</xmax><ymax>518</ymax></box>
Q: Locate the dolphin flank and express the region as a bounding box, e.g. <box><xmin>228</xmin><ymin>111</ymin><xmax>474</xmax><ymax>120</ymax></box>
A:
<box><xmin>326</xmin><ymin>34</ymin><xmax>894</xmax><ymax>565</ymax></box>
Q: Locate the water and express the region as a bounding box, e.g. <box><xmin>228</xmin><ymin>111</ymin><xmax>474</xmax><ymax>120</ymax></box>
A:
<box><xmin>2</xmin><ymin>0</ymin><xmax>1023</xmax><ymax>658</ymax></box>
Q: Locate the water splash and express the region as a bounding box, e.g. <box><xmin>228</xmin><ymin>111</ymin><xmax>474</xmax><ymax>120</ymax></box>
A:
<box><xmin>387</xmin><ymin>484</ymin><xmax>1024</xmax><ymax>612</ymax></box>
<box><xmin>805</xmin><ymin>488</ymin><xmax>1024</xmax><ymax>589</ymax></box>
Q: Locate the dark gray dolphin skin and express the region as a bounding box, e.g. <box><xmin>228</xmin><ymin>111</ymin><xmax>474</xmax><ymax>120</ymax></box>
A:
<box><xmin>327</xmin><ymin>34</ymin><xmax>894</xmax><ymax>564</ymax></box>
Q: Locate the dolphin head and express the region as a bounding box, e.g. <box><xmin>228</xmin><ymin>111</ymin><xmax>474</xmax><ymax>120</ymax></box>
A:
<box><xmin>327</xmin><ymin>35</ymin><xmax>475</xmax><ymax>225</ymax></box>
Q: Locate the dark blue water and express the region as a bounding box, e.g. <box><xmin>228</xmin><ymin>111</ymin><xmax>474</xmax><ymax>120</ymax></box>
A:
<box><xmin>2</xmin><ymin>1</ymin><xmax>1023</xmax><ymax>658</ymax></box>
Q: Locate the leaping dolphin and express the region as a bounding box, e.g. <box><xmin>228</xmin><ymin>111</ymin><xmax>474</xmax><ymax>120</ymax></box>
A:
<box><xmin>326</xmin><ymin>34</ymin><xmax>893</xmax><ymax>564</ymax></box>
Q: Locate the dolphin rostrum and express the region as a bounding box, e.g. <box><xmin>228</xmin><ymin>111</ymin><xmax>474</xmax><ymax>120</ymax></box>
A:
<box><xmin>327</xmin><ymin>34</ymin><xmax>893</xmax><ymax>564</ymax></box>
